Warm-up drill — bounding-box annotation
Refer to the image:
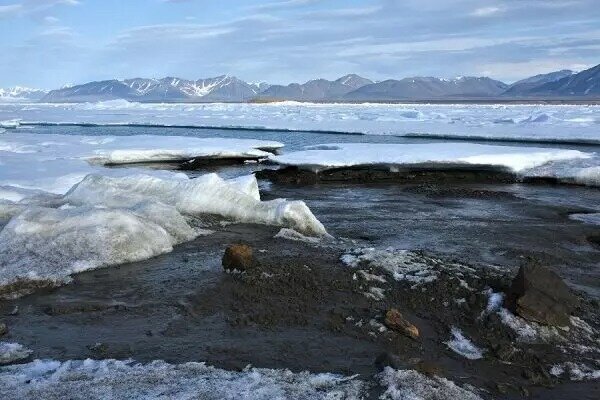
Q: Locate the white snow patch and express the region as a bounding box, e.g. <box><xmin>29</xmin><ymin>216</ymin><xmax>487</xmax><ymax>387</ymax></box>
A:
<box><xmin>550</xmin><ymin>362</ymin><xmax>600</xmax><ymax>381</ymax></box>
<box><xmin>365</xmin><ymin>287</ymin><xmax>386</xmax><ymax>301</ymax></box>
<box><xmin>342</xmin><ymin>248</ymin><xmax>474</xmax><ymax>287</ymax></box>
<box><xmin>274</xmin><ymin>228</ymin><xmax>322</xmax><ymax>244</ymax></box>
<box><xmin>0</xmin><ymin>342</ymin><xmax>32</xmax><ymax>365</ymax></box>
<box><xmin>378</xmin><ymin>367</ymin><xmax>483</xmax><ymax>400</ymax></box>
<box><xmin>0</xmin><ymin>358</ymin><xmax>365</xmax><ymax>399</ymax></box>
<box><xmin>444</xmin><ymin>327</ymin><xmax>484</xmax><ymax>360</ymax></box>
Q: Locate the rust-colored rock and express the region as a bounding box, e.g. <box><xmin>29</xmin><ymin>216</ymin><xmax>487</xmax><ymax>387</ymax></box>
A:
<box><xmin>384</xmin><ymin>308</ymin><xmax>419</xmax><ymax>339</ymax></box>
<box><xmin>222</xmin><ymin>244</ymin><xmax>255</xmax><ymax>271</ymax></box>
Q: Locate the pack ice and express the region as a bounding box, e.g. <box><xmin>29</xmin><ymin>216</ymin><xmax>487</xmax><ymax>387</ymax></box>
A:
<box><xmin>2</xmin><ymin>102</ymin><xmax>599</xmax><ymax>144</ymax></box>
<box><xmin>0</xmin><ymin>133</ymin><xmax>326</xmax><ymax>297</ymax></box>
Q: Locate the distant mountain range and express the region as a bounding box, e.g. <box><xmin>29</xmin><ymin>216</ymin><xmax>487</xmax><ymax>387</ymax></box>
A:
<box><xmin>1</xmin><ymin>63</ymin><xmax>599</xmax><ymax>103</ymax></box>
<box><xmin>0</xmin><ymin>86</ymin><xmax>48</xmax><ymax>101</ymax></box>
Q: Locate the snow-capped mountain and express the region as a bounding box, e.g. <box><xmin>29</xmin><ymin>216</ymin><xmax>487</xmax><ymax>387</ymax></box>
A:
<box><xmin>344</xmin><ymin>76</ymin><xmax>508</xmax><ymax>100</ymax></box>
<box><xmin>31</xmin><ymin>63</ymin><xmax>600</xmax><ymax>103</ymax></box>
<box><xmin>0</xmin><ymin>86</ymin><xmax>48</xmax><ymax>101</ymax></box>
<box><xmin>43</xmin><ymin>75</ymin><xmax>262</xmax><ymax>103</ymax></box>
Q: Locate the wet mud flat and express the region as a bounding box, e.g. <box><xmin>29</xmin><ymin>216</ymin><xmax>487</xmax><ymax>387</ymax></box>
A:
<box><xmin>1</xmin><ymin>174</ymin><xmax>600</xmax><ymax>399</ymax></box>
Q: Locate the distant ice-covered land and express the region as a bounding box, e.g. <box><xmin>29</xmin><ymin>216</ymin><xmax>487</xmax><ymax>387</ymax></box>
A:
<box><xmin>1</xmin><ymin>101</ymin><xmax>599</xmax><ymax>144</ymax></box>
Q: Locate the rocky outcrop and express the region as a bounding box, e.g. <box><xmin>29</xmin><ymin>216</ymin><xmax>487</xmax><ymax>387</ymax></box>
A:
<box><xmin>506</xmin><ymin>263</ymin><xmax>578</xmax><ymax>326</ymax></box>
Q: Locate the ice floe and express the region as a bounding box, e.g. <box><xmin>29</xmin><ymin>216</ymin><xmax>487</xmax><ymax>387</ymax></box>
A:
<box><xmin>269</xmin><ymin>143</ymin><xmax>600</xmax><ymax>185</ymax></box>
<box><xmin>1</xmin><ymin>102</ymin><xmax>599</xmax><ymax>144</ymax></box>
<box><xmin>0</xmin><ymin>358</ymin><xmax>365</xmax><ymax>399</ymax></box>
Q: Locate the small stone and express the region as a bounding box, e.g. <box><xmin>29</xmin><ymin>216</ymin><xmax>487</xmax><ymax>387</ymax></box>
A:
<box><xmin>506</xmin><ymin>263</ymin><xmax>578</xmax><ymax>326</ymax></box>
<box><xmin>0</xmin><ymin>322</ymin><xmax>7</xmax><ymax>336</ymax></box>
<box><xmin>374</xmin><ymin>352</ymin><xmax>403</xmax><ymax>371</ymax></box>
<box><xmin>222</xmin><ymin>244</ymin><xmax>255</xmax><ymax>272</ymax></box>
<box><xmin>384</xmin><ymin>308</ymin><xmax>419</xmax><ymax>339</ymax></box>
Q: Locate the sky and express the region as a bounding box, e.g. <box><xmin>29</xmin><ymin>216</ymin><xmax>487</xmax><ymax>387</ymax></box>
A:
<box><xmin>0</xmin><ymin>0</ymin><xmax>598</xmax><ymax>88</ymax></box>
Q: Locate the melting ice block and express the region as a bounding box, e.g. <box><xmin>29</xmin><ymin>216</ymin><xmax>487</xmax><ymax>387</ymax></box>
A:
<box><xmin>0</xmin><ymin>173</ymin><xmax>327</xmax><ymax>294</ymax></box>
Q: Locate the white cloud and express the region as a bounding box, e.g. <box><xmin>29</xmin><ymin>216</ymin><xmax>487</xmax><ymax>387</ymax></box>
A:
<box><xmin>470</xmin><ymin>6</ymin><xmax>503</xmax><ymax>17</ymax></box>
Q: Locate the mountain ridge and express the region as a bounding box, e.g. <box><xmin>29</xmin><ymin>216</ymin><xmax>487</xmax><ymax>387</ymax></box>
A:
<box><xmin>2</xmin><ymin>64</ymin><xmax>598</xmax><ymax>103</ymax></box>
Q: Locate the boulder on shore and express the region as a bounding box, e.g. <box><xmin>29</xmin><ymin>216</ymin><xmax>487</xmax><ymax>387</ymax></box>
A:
<box><xmin>506</xmin><ymin>263</ymin><xmax>578</xmax><ymax>327</ymax></box>
<box><xmin>222</xmin><ymin>244</ymin><xmax>256</xmax><ymax>272</ymax></box>
<box><xmin>384</xmin><ymin>308</ymin><xmax>419</xmax><ymax>339</ymax></box>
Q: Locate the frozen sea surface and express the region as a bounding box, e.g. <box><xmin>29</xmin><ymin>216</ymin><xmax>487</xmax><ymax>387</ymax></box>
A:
<box><xmin>1</xmin><ymin>101</ymin><xmax>599</xmax><ymax>144</ymax></box>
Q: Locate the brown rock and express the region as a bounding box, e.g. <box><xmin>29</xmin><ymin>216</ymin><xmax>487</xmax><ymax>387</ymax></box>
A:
<box><xmin>0</xmin><ymin>322</ymin><xmax>7</xmax><ymax>336</ymax></box>
<box><xmin>384</xmin><ymin>308</ymin><xmax>419</xmax><ymax>339</ymax></box>
<box><xmin>222</xmin><ymin>244</ymin><xmax>255</xmax><ymax>271</ymax></box>
<box><xmin>506</xmin><ymin>263</ymin><xmax>578</xmax><ymax>327</ymax></box>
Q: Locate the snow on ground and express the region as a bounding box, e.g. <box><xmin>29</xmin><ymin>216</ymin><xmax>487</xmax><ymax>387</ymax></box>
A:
<box><xmin>550</xmin><ymin>362</ymin><xmax>600</xmax><ymax>381</ymax></box>
<box><xmin>0</xmin><ymin>357</ymin><xmax>490</xmax><ymax>400</ymax></box>
<box><xmin>342</xmin><ymin>248</ymin><xmax>476</xmax><ymax>287</ymax></box>
<box><xmin>378</xmin><ymin>367</ymin><xmax>483</xmax><ymax>400</ymax></box>
<box><xmin>0</xmin><ymin>358</ymin><xmax>365</xmax><ymax>400</ymax></box>
<box><xmin>1</xmin><ymin>102</ymin><xmax>599</xmax><ymax>144</ymax></box>
<box><xmin>0</xmin><ymin>132</ymin><xmax>326</xmax><ymax>296</ymax></box>
<box><xmin>444</xmin><ymin>327</ymin><xmax>485</xmax><ymax>360</ymax></box>
<box><xmin>270</xmin><ymin>143</ymin><xmax>599</xmax><ymax>186</ymax></box>
<box><xmin>0</xmin><ymin>342</ymin><xmax>32</xmax><ymax>365</ymax></box>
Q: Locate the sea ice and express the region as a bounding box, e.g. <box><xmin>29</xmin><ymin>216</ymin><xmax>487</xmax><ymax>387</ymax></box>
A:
<box><xmin>0</xmin><ymin>173</ymin><xmax>327</xmax><ymax>294</ymax></box>
<box><xmin>0</xmin><ymin>132</ymin><xmax>282</xmax><ymax>199</ymax></box>
<box><xmin>1</xmin><ymin>102</ymin><xmax>599</xmax><ymax>144</ymax></box>
<box><xmin>270</xmin><ymin>142</ymin><xmax>593</xmax><ymax>176</ymax></box>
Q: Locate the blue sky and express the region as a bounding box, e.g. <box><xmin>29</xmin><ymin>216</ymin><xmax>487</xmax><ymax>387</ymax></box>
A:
<box><xmin>0</xmin><ymin>0</ymin><xmax>598</xmax><ymax>88</ymax></box>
